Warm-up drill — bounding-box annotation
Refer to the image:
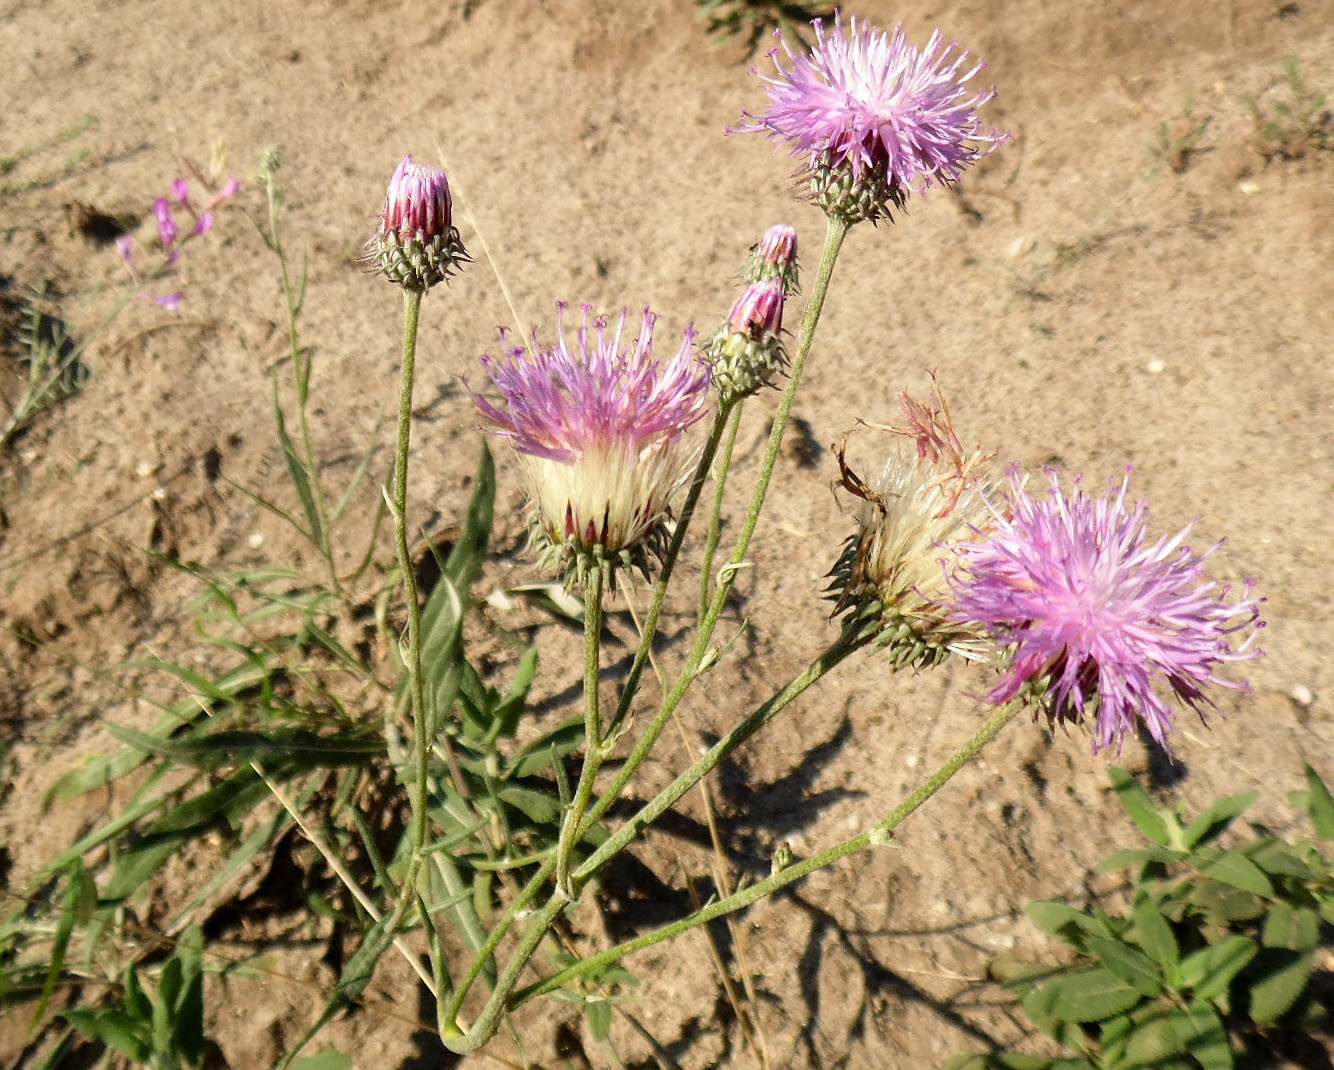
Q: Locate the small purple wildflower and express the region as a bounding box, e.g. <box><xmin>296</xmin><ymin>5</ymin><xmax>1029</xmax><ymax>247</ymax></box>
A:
<box><xmin>736</xmin><ymin>13</ymin><xmax>1007</xmax><ymax>221</ymax></box>
<box><xmin>171</xmin><ymin>178</ymin><xmax>191</xmax><ymax>208</ymax></box>
<box><xmin>153</xmin><ymin>197</ymin><xmax>178</xmax><ymax>250</ymax></box>
<box><xmin>948</xmin><ymin>467</ymin><xmax>1263</xmax><ymax>755</ymax></box>
<box><xmin>151</xmin><ymin>292</ymin><xmax>185</xmax><ymax>311</ymax></box>
<box><xmin>471</xmin><ymin>304</ymin><xmax>711</xmax><ymax>575</ymax></box>
<box><xmin>116</xmin><ymin>233</ymin><xmax>133</xmax><ymax>264</ymax></box>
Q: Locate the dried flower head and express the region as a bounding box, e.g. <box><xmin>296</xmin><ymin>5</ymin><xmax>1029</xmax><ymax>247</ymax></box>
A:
<box><xmin>363</xmin><ymin>156</ymin><xmax>469</xmax><ymax>292</ymax></box>
<box><xmin>702</xmin><ymin>277</ymin><xmax>789</xmax><ymax>405</ymax></box>
<box><xmin>471</xmin><ymin>304</ymin><xmax>711</xmax><ymax>586</ymax></box>
<box><xmin>736</xmin><ymin>14</ymin><xmax>1007</xmax><ymax>223</ymax></box>
<box><xmin>742</xmin><ymin>223</ymin><xmax>800</xmax><ymax>290</ymax></box>
<box><xmin>948</xmin><ymin>467</ymin><xmax>1264</xmax><ymax>755</ymax></box>
<box><xmin>828</xmin><ymin>389</ymin><xmax>996</xmax><ymax>669</ymax></box>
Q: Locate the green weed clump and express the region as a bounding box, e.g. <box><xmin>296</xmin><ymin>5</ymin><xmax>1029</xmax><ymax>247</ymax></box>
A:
<box><xmin>950</xmin><ymin>765</ymin><xmax>1334</xmax><ymax>1070</ymax></box>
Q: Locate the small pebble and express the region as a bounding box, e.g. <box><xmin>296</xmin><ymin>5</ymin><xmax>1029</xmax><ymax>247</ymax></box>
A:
<box><xmin>905</xmin><ymin>754</ymin><xmax>919</xmax><ymax>769</ymax></box>
<box><xmin>1291</xmin><ymin>684</ymin><xmax>1314</xmax><ymax>707</ymax></box>
<box><xmin>1238</xmin><ymin>179</ymin><xmax>1261</xmax><ymax>195</ymax></box>
<box><xmin>247</xmin><ymin>532</ymin><xmax>264</xmax><ymax>549</ymax></box>
<box><xmin>1146</xmin><ymin>358</ymin><xmax>1166</xmax><ymax>374</ymax></box>
<box><xmin>134</xmin><ymin>460</ymin><xmax>157</xmax><ymax>478</ymax></box>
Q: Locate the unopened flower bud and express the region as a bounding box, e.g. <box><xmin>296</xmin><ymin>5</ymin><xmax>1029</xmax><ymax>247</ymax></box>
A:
<box><xmin>703</xmin><ymin>277</ymin><xmax>789</xmax><ymax>406</ymax></box>
<box><xmin>742</xmin><ymin>223</ymin><xmax>800</xmax><ymax>290</ymax></box>
<box><xmin>363</xmin><ymin>156</ymin><xmax>469</xmax><ymax>292</ymax></box>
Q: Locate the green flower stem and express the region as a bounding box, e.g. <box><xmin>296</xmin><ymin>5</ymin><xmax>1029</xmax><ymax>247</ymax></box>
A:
<box><xmin>698</xmin><ymin>401</ymin><xmax>744</xmax><ymax>623</ymax></box>
<box><xmin>517</xmin><ymin>699</ymin><xmax>1025</xmax><ymax>1002</ymax></box>
<box><xmin>443</xmin><ymin>215</ymin><xmax>852</xmax><ymax>1043</ymax></box>
<box><xmin>555</xmin><ymin>567</ymin><xmax>605</xmax><ymax>898</ymax></box>
<box><xmin>603</xmin><ymin>401</ymin><xmax>733</xmax><ymax>741</ymax></box>
<box><xmin>575</xmin><ymin>213</ymin><xmax>851</xmax><ymax>849</ymax></box>
<box><xmin>384</xmin><ymin>288</ymin><xmax>457</xmax><ymax>932</ymax></box>
<box><xmin>576</xmin><ymin>628</ymin><xmax>865</xmax><ymax>883</ymax></box>
<box><xmin>440</xmin><ymin>630</ymin><xmax>865</xmax><ymax>1053</ymax></box>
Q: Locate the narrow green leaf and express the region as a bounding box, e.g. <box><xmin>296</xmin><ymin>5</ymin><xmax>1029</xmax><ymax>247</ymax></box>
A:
<box><xmin>272</xmin><ymin>375</ymin><xmax>324</xmax><ymax>545</ymax></box>
<box><xmin>106</xmin><ymin>724</ymin><xmax>383</xmax><ymax>770</ymax></box>
<box><xmin>1181</xmin><ymin>792</ymin><xmax>1257</xmax><ymax>849</ymax></box>
<box><xmin>1246</xmin><ymin>838</ymin><xmax>1317</xmax><ymax>881</ymax></box>
<box><xmin>290</xmin><ymin>1053</ymin><xmax>353</xmax><ymax>1070</ymax></box>
<box><xmin>101</xmin><ymin>770</ymin><xmax>272</xmax><ymax>902</ymax></box>
<box><xmin>444</xmin><ymin>442</ymin><xmax>495</xmax><ymax>592</ymax></box>
<box><xmin>1263</xmin><ymin>901</ymin><xmax>1319</xmax><ymax>951</ymax></box>
<box><xmin>61</xmin><ymin>1008</ymin><xmax>150</xmax><ymax>1063</ymax></box>
<box><xmin>1249</xmin><ymin>947</ymin><xmax>1316</xmax><ymax>1025</ymax></box>
<box><xmin>1132</xmin><ymin>895</ymin><xmax>1180</xmax><ymax>976</ymax></box>
<box><xmin>1025</xmin><ymin>901</ymin><xmax>1102</xmax><ymax>950</ymax></box>
<box><xmin>1194</xmin><ymin>847</ymin><xmax>1273</xmax><ymax>897</ymax></box>
<box><xmin>1304</xmin><ymin>762</ymin><xmax>1334</xmax><ymax>839</ymax></box>
<box><xmin>1084</xmin><ymin>936</ymin><xmax>1162</xmax><ymax>998</ymax></box>
<box><xmin>1180</xmin><ymin>935</ymin><xmax>1257</xmax><ymax>1001</ymax></box>
<box><xmin>1096</xmin><ymin>845</ymin><xmax>1180</xmax><ymax>872</ymax></box>
<box><xmin>31</xmin><ymin>860</ymin><xmax>93</xmax><ymax>1030</ymax></box>
<box><xmin>1109</xmin><ymin>766</ymin><xmax>1173</xmax><ymax>846</ymax></box>
<box><xmin>585</xmin><ymin>998</ymin><xmax>613</xmax><ymax>1042</ymax></box>
<box><xmin>1041</xmin><ymin>967</ymin><xmax>1142</xmax><ymax>1023</ymax></box>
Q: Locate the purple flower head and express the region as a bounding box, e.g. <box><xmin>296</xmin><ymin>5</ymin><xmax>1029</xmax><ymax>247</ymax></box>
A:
<box><xmin>193</xmin><ymin>210</ymin><xmax>214</xmax><ymax>237</ymax></box>
<box><xmin>743</xmin><ymin>223</ymin><xmax>800</xmax><ymax>290</ymax></box>
<box><xmin>364</xmin><ymin>155</ymin><xmax>468</xmax><ymax>291</ymax></box>
<box><xmin>704</xmin><ymin>277</ymin><xmax>790</xmax><ymax>404</ymax></box>
<box><xmin>171</xmin><ymin>178</ymin><xmax>191</xmax><ymax>208</ymax></box>
<box><xmin>471</xmin><ymin>304</ymin><xmax>711</xmax><ymax>573</ymax></box>
<box><xmin>116</xmin><ymin>233</ymin><xmax>133</xmax><ymax>265</ymax></box>
<box><xmin>736</xmin><ymin>14</ymin><xmax>1007</xmax><ymax>222</ymax></box>
<box><xmin>153</xmin><ymin>197</ymin><xmax>178</xmax><ymax>250</ymax></box>
<box><xmin>948</xmin><ymin>467</ymin><xmax>1263</xmax><ymax>755</ymax></box>
<box><xmin>380</xmin><ymin>156</ymin><xmax>453</xmax><ymax>243</ymax></box>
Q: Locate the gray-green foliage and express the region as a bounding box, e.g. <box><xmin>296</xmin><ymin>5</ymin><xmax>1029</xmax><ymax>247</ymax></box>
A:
<box><xmin>949</xmin><ymin>764</ymin><xmax>1334</xmax><ymax>1070</ymax></box>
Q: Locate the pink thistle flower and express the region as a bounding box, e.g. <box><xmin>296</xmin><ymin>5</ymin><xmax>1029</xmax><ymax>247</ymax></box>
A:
<box><xmin>948</xmin><ymin>467</ymin><xmax>1263</xmax><ymax>755</ymax></box>
<box><xmin>736</xmin><ymin>14</ymin><xmax>1007</xmax><ymax>223</ymax></box>
<box><xmin>470</xmin><ymin>304</ymin><xmax>711</xmax><ymax>582</ymax></box>
<box><xmin>363</xmin><ymin>155</ymin><xmax>468</xmax><ymax>292</ymax></box>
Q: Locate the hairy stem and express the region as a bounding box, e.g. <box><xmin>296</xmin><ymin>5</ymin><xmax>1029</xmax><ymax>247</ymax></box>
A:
<box><xmin>520</xmin><ymin>699</ymin><xmax>1024</xmax><ymax>1000</ymax></box>
<box><xmin>555</xmin><ymin>567</ymin><xmax>605</xmax><ymax>899</ymax></box>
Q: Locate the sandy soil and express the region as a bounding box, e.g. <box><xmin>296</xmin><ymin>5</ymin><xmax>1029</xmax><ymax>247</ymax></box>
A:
<box><xmin>2</xmin><ymin>0</ymin><xmax>1333</xmax><ymax>1066</ymax></box>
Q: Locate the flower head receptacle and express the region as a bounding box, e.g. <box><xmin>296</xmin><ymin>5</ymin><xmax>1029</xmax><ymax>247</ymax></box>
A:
<box><xmin>363</xmin><ymin>156</ymin><xmax>469</xmax><ymax>292</ymax></box>
<box><xmin>947</xmin><ymin>467</ymin><xmax>1264</xmax><ymax>755</ymax></box>
<box><xmin>702</xmin><ymin>276</ymin><xmax>789</xmax><ymax>406</ymax></box>
<box><xmin>736</xmin><ymin>15</ymin><xmax>1007</xmax><ymax>224</ymax></box>
<box><xmin>471</xmin><ymin>304</ymin><xmax>712</xmax><ymax>588</ymax></box>
<box><xmin>828</xmin><ymin>390</ymin><xmax>996</xmax><ymax>670</ymax></box>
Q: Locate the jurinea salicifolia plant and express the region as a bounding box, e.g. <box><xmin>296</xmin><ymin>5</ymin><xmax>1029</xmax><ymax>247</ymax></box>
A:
<box><xmin>363</xmin><ymin>155</ymin><xmax>469</xmax><ymax>292</ymax></box>
<box><xmin>471</xmin><ymin>304</ymin><xmax>712</xmax><ymax>586</ymax></box>
<box><xmin>736</xmin><ymin>13</ymin><xmax>1008</xmax><ymax>223</ymax></box>
<box><xmin>948</xmin><ymin>467</ymin><xmax>1264</xmax><ymax>754</ymax></box>
<box><xmin>828</xmin><ymin>389</ymin><xmax>996</xmax><ymax>669</ymax></box>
